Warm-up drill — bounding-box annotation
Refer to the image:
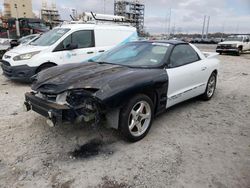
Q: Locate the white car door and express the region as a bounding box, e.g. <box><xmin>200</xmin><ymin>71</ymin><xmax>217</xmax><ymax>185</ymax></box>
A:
<box><xmin>54</xmin><ymin>30</ymin><xmax>97</xmax><ymax>65</ymax></box>
<box><xmin>166</xmin><ymin>44</ymin><xmax>209</xmax><ymax>108</ymax></box>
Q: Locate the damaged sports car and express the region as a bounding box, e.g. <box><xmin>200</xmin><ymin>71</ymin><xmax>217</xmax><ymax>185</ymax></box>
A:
<box><xmin>24</xmin><ymin>40</ymin><xmax>219</xmax><ymax>142</ymax></box>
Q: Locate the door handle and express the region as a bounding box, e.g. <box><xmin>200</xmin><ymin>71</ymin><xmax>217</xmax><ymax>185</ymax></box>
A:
<box><xmin>98</xmin><ymin>50</ymin><xmax>105</xmax><ymax>53</ymax></box>
<box><xmin>87</xmin><ymin>51</ymin><xmax>94</xmax><ymax>54</ymax></box>
<box><xmin>201</xmin><ymin>67</ymin><xmax>207</xmax><ymax>71</ymax></box>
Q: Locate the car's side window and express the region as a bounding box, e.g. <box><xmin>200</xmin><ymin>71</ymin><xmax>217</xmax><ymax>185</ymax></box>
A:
<box><xmin>62</xmin><ymin>35</ymin><xmax>72</xmax><ymax>49</ymax></box>
<box><xmin>53</xmin><ymin>34</ymin><xmax>71</xmax><ymax>52</ymax></box>
<box><xmin>169</xmin><ymin>44</ymin><xmax>200</xmax><ymax>68</ymax></box>
<box><xmin>71</xmin><ymin>30</ymin><xmax>95</xmax><ymax>49</ymax></box>
<box><xmin>54</xmin><ymin>30</ymin><xmax>95</xmax><ymax>52</ymax></box>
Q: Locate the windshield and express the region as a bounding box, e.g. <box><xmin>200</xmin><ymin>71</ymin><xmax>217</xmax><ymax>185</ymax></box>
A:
<box><xmin>19</xmin><ymin>35</ymin><xmax>37</xmax><ymax>44</ymax></box>
<box><xmin>32</xmin><ymin>28</ymin><xmax>70</xmax><ymax>46</ymax></box>
<box><xmin>225</xmin><ymin>36</ymin><xmax>243</xmax><ymax>42</ymax></box>
<box><xmin>95</xmin><ymin>42</ymin><xmax>170</xmax><ymax>67</ymax></box>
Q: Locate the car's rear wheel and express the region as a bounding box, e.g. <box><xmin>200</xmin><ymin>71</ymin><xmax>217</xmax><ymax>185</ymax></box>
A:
<box><xmin>119</xmin><ymin>94</ymin><xmax>154</xmax><ymax>142</ymax></box>
<box><xmin>201</xmin><ymin>72</ymin><xmax>217</xmax><ymax>100</ymax></box>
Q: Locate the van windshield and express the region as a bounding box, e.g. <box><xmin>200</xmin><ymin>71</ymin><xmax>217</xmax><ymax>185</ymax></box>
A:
<box><xmin>31</xmin><ymin>28</ymin><xmax>70</xmax><ymax>46</ymax></box>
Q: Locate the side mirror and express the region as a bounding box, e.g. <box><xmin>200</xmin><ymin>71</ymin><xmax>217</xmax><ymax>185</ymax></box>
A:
<box><xmin>66</xmin><ymin>43</ymin><xmax>78</xmax><ymax>50</ymax></box>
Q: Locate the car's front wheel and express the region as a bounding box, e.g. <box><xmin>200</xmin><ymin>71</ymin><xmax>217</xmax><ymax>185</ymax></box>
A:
<box><xmin>119</xmin><ymin>94</ymin><xmax>154</xmax><ymax>142</ymax></box>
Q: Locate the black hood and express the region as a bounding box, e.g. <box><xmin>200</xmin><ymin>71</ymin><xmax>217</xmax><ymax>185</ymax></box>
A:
<box><xmin>32</xmin><ymin>62</ymin><xmax>168</xmax><ymax>101</ymax></box>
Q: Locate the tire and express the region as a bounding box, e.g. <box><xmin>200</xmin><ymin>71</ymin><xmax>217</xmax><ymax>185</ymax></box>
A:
<box><xmin>201</xmin><ymin>72</ymin><xmax>217</xmax><ymax>100</ymax></box>
<box><xmin>236</xmin><ymin>47</ymin><xmax>242</xmax><ymax>56</ymax></box>
<box><xmin>36</xmin><ymin>63</ymin><xmax>55</xmax><ymax>73</ymax></box>
<box><xmin>119</xmin><ymin>94</ymin><xmax>154</xmax><ymax>142</ymax></box>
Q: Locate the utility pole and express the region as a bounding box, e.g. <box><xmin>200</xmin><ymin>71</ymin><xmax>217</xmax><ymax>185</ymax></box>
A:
<box><xmin>164</xmin><ymin>12</ymin><xmax>168</xmax><ymax>38</ymax></box>
<box><xmin>104</xmin><ymin>0</ymin><xmax>106</xmax><ymax>14</ymax></box>
<box><xmin>14</xmin><ymin>3</ymin><xmax>20</xmax><ymax>37</ymax></box>
<box><xmin>167</xmin><ymin>8</ymin><xmax>171</xmax><ymax>39</ymax></box>
<box><xmin>201</xmin><ymin>15</ymin><xmax>206</xmax><ymax>40</ymax></box>
<box><xmin>220</xmin><ymin>22</ymin><xmax>225</xmax><ymax>41</ymax></box>
<box><xmin>206</xmin><ymin>16</ymin><xmax>210</xmax><ymax>39</ymax></box>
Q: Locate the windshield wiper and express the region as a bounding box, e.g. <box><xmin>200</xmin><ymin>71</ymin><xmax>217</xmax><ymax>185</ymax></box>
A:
<box><xmin>92</xmin><ymin>61</ymin><xmax>115</xmax><ymax>65</ymax></box>
<box><xmin>96</xmin><ymin>61</ymin><xmax>112</xmax><ymax>64</ymax></box>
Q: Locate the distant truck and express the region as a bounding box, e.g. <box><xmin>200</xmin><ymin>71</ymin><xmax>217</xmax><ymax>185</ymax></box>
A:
<box><xmin>216</xmin><ymin>35</ymin><xmax>250</xmax><ymax>55</ymax></box>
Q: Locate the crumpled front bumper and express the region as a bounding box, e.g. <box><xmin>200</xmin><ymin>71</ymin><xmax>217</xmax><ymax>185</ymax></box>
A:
<box><xmin>24</xmin><ymin>92</ymin><xmax>120</xmax><ymax>129</ymax></box>
<box><xmin>24</xmin><ymin>92</ymin><xmax>71</xmax><ymax>126</ymax></box>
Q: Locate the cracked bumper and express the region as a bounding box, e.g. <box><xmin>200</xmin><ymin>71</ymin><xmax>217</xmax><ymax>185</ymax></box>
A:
<box><xmin>24</xmin><ymin>92</ymin><xmax>71</xmax><ymax>125</ymax></box>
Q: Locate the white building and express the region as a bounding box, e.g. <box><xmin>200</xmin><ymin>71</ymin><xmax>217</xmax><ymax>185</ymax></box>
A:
<box><xmin>3</xmin><ymin>0</ymin><xmax>34</xmax><ymax>18</ymax></box>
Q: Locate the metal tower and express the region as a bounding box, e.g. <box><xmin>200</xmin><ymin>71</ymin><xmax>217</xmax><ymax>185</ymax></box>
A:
<box><xmin>114</xmin><ymin>0</ymin><xmax>145</xmax><ymax>35</ymax></box>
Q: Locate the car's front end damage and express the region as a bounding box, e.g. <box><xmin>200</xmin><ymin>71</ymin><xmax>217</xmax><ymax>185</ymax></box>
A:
<box><xmin>24</xmin><ymin>89</ymin><xmax>103</xmax><ymax>127</ymax></box>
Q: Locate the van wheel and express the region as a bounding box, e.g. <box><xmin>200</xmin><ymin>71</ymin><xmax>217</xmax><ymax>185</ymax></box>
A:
<box><xmin>201</xmin><ymin>72</ymin><xmax>217</xmax><ymax>100</ymax></box>
<box><xmin>36</xmin><ymin>63</ymin><xmax>56</xmax><ymax>73</ymax></box>
<box><xmin>119</xmin><ymin>94</ymin><xmax>154</xmax><ymax>142</ymax></box>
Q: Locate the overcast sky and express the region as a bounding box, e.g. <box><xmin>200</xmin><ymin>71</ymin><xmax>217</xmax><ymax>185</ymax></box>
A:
<box><xmin>1</xmin><ymin>0</ymin><xmax>250</xmax><ymax>34</ymax></box>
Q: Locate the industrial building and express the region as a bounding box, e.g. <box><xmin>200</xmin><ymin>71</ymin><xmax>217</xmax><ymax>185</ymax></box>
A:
<box><xmin>3</xmin><ymin>0</ymin><xmax>34</xmax><ymax>18</ymax></box>
<box><xmin>114</xmin><ymin>0</ymin><xmax>145</xmax><ymax>35</ymax></box>
<box><xmin>41</xmin><ymin>0</ymin><xmax>60</xmax><ymax>28</ymax></box>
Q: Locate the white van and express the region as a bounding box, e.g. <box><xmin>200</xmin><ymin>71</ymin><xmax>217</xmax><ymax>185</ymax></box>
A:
<box><xmin>1</xmin><ymin>23</ymin><xmax>137</xmax><ymax>82</ymax></box>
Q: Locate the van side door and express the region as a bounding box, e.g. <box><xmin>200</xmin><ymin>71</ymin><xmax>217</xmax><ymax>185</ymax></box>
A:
<box><xmin>54</xmin><ymin>30</ymin><xmax>96</xmax><ymax>65</ymax></box>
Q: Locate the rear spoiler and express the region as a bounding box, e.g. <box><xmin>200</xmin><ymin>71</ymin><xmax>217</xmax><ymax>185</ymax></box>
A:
<box><xmin>202</xmin><ymin>52</ymin><xmax>219</xmax><ymax>59</ymax></box>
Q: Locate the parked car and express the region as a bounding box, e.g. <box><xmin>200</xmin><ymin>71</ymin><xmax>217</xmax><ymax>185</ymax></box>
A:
<box><xmin>9</xmin><ymin>34</ymin><xmax>41</xmax><ymax>48</ymax></box>
<box><xmin>24</xmin><ymin>40</ymin><xmax>219</xmax><ymax>142</ymax></box>
<box><xmin>0</xmin><ymin>38</ymin><xmax>12</xmax><ymax>59</ymax></box>
<box><xmin>1</xmin><ymin>23</ymin><xmax>137</xmax><ymax>82</ymax></box>
<box><xmin>216</xmin><ymin>35</ymin><xmax>250</xmax><ymax>55</ymax></box>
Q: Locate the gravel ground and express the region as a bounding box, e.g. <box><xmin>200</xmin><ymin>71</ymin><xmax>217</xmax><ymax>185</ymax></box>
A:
<box><xmin>0</xmin><ymin>44</ymin><xmax>249</xmax><ymax>188</ymax></box>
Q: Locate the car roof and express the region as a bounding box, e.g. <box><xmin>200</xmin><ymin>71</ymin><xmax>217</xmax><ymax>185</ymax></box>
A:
<box><xmin>135</xmin><ymin>40</ymin><xmax>188</xmax><ymax>45</ymax></box>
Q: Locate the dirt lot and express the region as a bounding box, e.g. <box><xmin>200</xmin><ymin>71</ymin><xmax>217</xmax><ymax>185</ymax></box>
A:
<box><xmin>0</xmin><ymin>44</ymin><xmax>249</xmax><ymax>188</ymax></box>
